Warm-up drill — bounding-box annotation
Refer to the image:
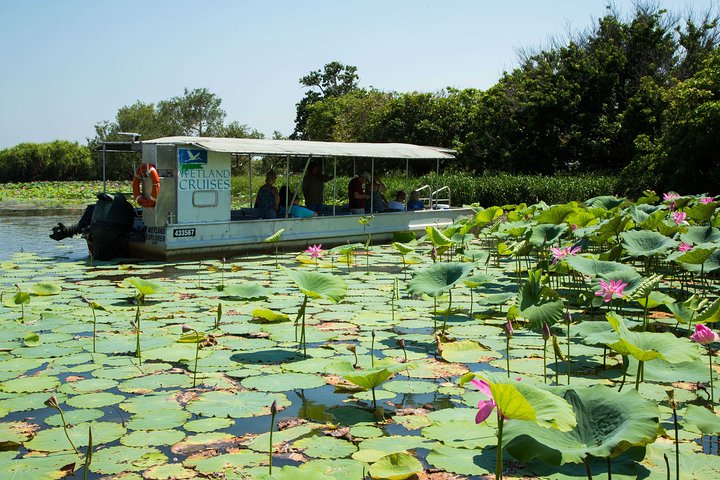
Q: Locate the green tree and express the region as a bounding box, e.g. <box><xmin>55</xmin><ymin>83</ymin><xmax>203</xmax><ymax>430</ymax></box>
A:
<box><xmin>0</xmin><ymin>141</ymin><xmax>94</xmax><ymax>182</ymax></box>
<box><xmin>157</xmin><ymin>87</ymin><xmax>226</xmax><ymax>136</ymax></box>
<box><xmin>221</xmin><ymin>121</ymin><xmax>265</xmax><ymax>139</ymax></box>
<box><xmin>292</xmin><ymin>61</ymin><xmax>359</xmax><ymax>139</ymax></box>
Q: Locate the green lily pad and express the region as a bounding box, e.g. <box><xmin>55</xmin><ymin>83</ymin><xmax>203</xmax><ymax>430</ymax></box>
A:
<box><xmin>368</xmin><ymin>452</ymin><xmax>423</xmax><ymax>480</ymax></box>
<box><xmin>294</xmin><ymin>435</ymin><xmax>357</xmax><ymax>459</ymax></box>
<box><xmin>186</xmin><ymin>390</ymin><xmax>289</xmax><ymax>418</ymax></box>
<box><xmin>26</xmin><ymin>421</ymin><xmax>126</xmax><ymax>452</ymax></box>
<box><xmin>241</xmin><ymin>372</ymin><xmax>326</xmax><ymax>392</ymax></box>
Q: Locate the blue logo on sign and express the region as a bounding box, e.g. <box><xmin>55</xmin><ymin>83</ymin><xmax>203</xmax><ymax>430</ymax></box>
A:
<box><xmin>179</xmin><ymin>149</ymin><xmax>207</xmax><ymax>165</ymax></box>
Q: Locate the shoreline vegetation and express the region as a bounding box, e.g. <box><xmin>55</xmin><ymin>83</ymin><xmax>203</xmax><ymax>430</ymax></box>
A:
<box><xmin>0</xmin><ymin>173</ymin><xmax>625</xmax><ymax>211</ymax></box>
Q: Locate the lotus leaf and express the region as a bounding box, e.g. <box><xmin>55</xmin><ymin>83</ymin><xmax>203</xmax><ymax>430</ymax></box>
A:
<box><xmin>421</xmin><ymin>419</ymin><xmax>495</xmax><ymax>449</ymax></box>
<box><xmin>26</xmin><ymin>421</ymin><xmax>126</xmax><ymax>452</ymax></box>
<box><xmin>516</xmin><ymin>269</ymin><xmax>564</xmax><ymax>327</ymax></box>
<box><xmin>620</xmin><ymin>230</ymin><xmax>677</xmax><ymax>257</ymax></box>
<box><xmin>220</xmin><ymin>283</ymin><xmax>267</xmax><ymax>299</ymax></box>
<box><xmin>28</xmin><ymin>281</ymin><xmax>62</xmax><ymax>296</ymax></box>
<box><xmin>605</xmin><ymin>312</ymin><xmax>700</xmax><ymax>363</ymax></box>
<box><xmin>124</xmin><ymin>277</ymin><xmax>164</xmax><ymax>297</ymax></box>
<box><xmin>252</xmin><ymin>307</ymin><xmax>290</xmax><ymax>323</ymax></box>
<box><xmin>564</xmin><ymin>255</ymin><xmax>637</xmax><ymax>278</ymax></box>
<box><xmin>294</xmin><ymin>435</ymin><xmax>357</xmax><ymax>458</ymax></box>
<box><xmin>407</xmin><ymin>262</ymin><xmax>474</xmax><ymax>297</ymax></box>
<box><xmin>45</xmin><ymin>408</ymin><xmax>103</xmax><ymax>427</ymax></box>
<box><xmin>90</xmin><ymin>445</ymin><xmax>165</xmax><ymax>475</ymax></box>
<box><xmin>126</xmin><ymin>409</ymin><xmax>191</xmax><ymax>430</ymax></box>
<box><xmin>143</xmin><ymin>463</ymin><xmax>196</xmax><ymax>479</ymax></box>
<box><xmin>684</xmin><ymin>404</ymin><xmax>720</xmax><ymax>434</ymax></box>
<box><xmin>529</xmin><ymin>223</ymin><xmax>568</xmax><ymax>247</ymax></box>
<box><xmin>440</xmin><ymin>339</ymin><xmax>501</xmax><ymax>363</ymax></box>
<box><xmin>184</xmin><ymin>417</ymin><xmax>234</xmax><ymax>433</ymax></box>
<box><xmin>241</xmin><ymin>372</ymin><xmax>326</xmax><ymax>391</ymax></box>
<box><xmin>680</xmin><ymin>226</ymin><xmax>720</xmax><ymax>244</ymax></box>
<box><xmin>426</xmin><ymin>444</ymin><xmax>493</xmax><ymax>476</ymax></box>
<box><xmin>585</xmin><ymin>196</ymin><xmax>625</xmax><ymax>210</ymax></box>
<box><xmin>0</xmin><ymin>451</ymin><xmax>79</xmax><ymax>480</ymax></box>
<box><xmin>66</xmin><ymin>392</ymin><xmax>125</xmax><ymax>409</ymax></box>
<box><xmin>186</xmin><ymin>390</ymin><xmax>289</xmax><ymax>418</ymax></box>
<box><xmin>504</xmin><ymin>385</ymin><xmax>658</xmax><ymax>465</ymax></box>
<box><xmin>368</xmin><ymin>452</ymin><xmax>422</xmax><ymax>480</ymax></box>
<box><xmin>121</xmin><ymin>428</ymin><xmax>185</xmax><ymax>447</ymax></box>
<box><xmin>1</xmin><ymin>375</ymin><xmax>59</xmax><ymax>393</ymax></box>
<box><xmin>282</xmin><ymin>267</ymin><xmax>347</xmax><ymax>302</ymax></box>
<box><xmin>183</xmin><ymin>450</ymin><xmax>265</xmax><ymax>474</ymax></box>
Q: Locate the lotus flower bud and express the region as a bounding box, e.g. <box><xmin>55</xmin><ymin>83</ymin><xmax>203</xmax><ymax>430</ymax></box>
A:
<box><xmin>564</xmin><ymin>311</ymin><xmax>572</xmax><ymax>326</ymax></box>
<box><xmin>270</xmin><ymin>400</ymin><xmax>277</xmax><ymax>416</ymax></box>
<box><xmin>44</xmin><ymin>395</ymin><xmax>59</xmax><ymax>410</ymax></box>
<box><xmin>371</xmin><ymin>330</ymin><xmax>375</xmax><ymax>339</ymax></box>
<box><xmin>397</xmin><ymin>338</ymin><xmax>406</xmax><ymax>349</ymax></box>
<box><xmin>503</xmin><ymin>320</ymin><xmax>514</xmax><ymax>339</ymax></box>
<box><xmin>542</xmin><ymin>321</ymin><xmax>551</xmax><ymax>341</ymax></box>
<box><xmin>182</xmin><ymin>324</ymin><xmax>193</xmax><ymax>333</ymax></box>
<box><xmin>346</xmin><ymin>344</ymin><xmax>356</xmax><ymax>353</ymax></box>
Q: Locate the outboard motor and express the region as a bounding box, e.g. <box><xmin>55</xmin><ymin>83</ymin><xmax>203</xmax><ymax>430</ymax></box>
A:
<box><xmin>50</xmin><ymin>193</ymin><xmax>136</xmax><ymax>259</ymax></box>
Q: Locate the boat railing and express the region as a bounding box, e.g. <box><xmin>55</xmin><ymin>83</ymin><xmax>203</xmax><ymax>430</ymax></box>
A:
<box><xmin>415</xmin><ymin>184</ymin><xmax>451</xmax><ymax>208</ymax></box>
<box><xmin>431</xmin><ymin>185</ymin><xmax>451</xmax><ymax>208</ymax></box>
<box><xmin>415</xmin><ymin>185</ymin><xmax>433</xmax><ymax>208</ymax></box>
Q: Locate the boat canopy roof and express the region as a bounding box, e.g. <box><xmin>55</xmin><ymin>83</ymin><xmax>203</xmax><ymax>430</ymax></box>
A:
<box><xmin>143</xmin><ymin>137</ymin><xmax>455</xmax><ymax>160</ymax></box>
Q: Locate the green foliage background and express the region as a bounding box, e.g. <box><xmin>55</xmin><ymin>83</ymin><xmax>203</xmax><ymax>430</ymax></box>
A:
<box><xmin>0</xmin><ymin>5</ymin><xmax>718</xmax><ymax>196</ymax></box>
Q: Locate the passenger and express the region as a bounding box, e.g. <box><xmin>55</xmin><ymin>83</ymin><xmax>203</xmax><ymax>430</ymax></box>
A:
<box><xmin>348</xmin><ymin>172</ymin><xmax>371</xmax><ymax>214</ymax></box>
<box><xmin>368</xmin><ymin>173</ymin><xmax>387</xmax><ymax>213</ymax></box>
<box><xmin>278</xmin><ymin>186</ymin><xmax>317</xmax><ymax>218</ymax></box>
<box><xmin>387</xmin><ymin>191</ymin><xmax>407</xmax><ymax>211</ymax></box>
<box><xmin>407</xmin><ymin>190</ymin><xmax>424</xmax><ymax>210</ymax></box>
<box><xmin>254</xmin><ymin>170</ymin><xmax>279</xmax><ymax>219</ymax></box>
<box><xmin>302</xmin><ymin>161</ymin><xmax>334</xmax><ymax>213</ymax></box>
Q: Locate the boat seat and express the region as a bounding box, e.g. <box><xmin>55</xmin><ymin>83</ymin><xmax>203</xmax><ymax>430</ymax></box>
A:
<box><xmin>231</xmin><ymin>208</ymin><xmax>261</xmax><ymax>221</ymax></box>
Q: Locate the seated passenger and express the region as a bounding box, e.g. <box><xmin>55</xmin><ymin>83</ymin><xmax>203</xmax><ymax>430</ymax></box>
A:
<box><xmin>302</xmin><ymin>161</ymin><xmax>334</xmax><ymax>212</ymax></box>
<box><xmin>387</xmin><ymin>191</ymin><xmax>407</xmax><ymax>211</ymax></box>
<box><xmin>367</xmin><ymin>173</ymin><xmax>387</xmax><ymax>213</ymax></box>
<box><xmin>407</xmin><ymin>190</ymin><xmax>424</xmax><ymax>211</ymax></box>
<box><xmin>348</xmin><ymin>172</ymin><xmax>371</xmax><ymax>214</ymax></box>
<box><xmin>278</xmin><ymin>186</ymin><xmax>317</xmax><ymax>218</ymax></box>
<box><xmin>254</xmin><ymin>170</ymin><xmax>279</xmax><ymax>219</ymax></box>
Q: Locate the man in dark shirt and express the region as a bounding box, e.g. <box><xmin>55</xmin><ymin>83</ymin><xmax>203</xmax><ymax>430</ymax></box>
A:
<box><xmin>348</xmin><ymin>172</ymin><xmax>370</xmax><ymax>214</ymax></box>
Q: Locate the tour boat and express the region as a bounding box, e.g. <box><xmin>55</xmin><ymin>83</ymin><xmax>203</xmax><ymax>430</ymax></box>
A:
<box><xmin>51</xmin><ymin>137</ymin><xmax>475</xmax><ymax>260</ymax></box>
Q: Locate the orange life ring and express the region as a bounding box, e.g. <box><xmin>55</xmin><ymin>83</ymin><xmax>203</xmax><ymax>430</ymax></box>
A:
<box><xmin>132</xmin><ymin>163</ymin><xmax>160</xmax><ymax>208</ymax></box>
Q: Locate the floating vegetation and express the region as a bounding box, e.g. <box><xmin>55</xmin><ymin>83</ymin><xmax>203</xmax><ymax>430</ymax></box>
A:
<box><xmin>1</xmin><ymin>193</ymin><xmax>720</xmax><ymax>478</ymax></box>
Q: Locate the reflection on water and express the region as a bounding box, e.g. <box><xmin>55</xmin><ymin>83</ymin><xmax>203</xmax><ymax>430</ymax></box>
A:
<box><xmin>0</xmin><ymin>209</ymin><xmax>90</xmax><ymax>261</ymax></box>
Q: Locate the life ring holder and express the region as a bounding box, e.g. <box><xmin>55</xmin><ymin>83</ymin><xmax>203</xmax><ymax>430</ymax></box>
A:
<box><xmin>132</xmin><ymin>163</ymin><xmax>160</xmax><ymax>208</ymax></box>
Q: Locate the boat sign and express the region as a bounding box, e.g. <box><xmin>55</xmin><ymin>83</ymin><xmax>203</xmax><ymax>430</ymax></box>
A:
<box><xmin>173</xmin><ymin>228</ymin><xmax>196</xmax><ymax>238</ymax></box>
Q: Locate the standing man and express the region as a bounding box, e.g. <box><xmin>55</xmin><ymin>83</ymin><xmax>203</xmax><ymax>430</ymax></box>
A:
<box><xmin>348</xmin><ymin>171</ymin><xmax>371</xmax><ymax>214</ymax></box>
<box><xmin>302</xmin><ymin>161</ymin><xmax>334</xmax><ymax>213</ymax></box>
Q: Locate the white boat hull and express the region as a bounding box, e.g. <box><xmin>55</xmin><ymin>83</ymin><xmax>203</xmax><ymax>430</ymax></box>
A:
<box><xmin>130</xmin><ymin>208</ymin><xmax>473</xmax><ymax>260</ymax></box>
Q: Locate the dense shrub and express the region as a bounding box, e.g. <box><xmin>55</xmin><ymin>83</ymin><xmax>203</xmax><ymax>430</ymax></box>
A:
<box><xmin>232</xmin><ymin>172</ymin><xmax>625</xmax><ymax>207</ymax></box>
<box><xmin>0</xmin><ymin>141</ymin><xmax>94</xmax><ymax>182</ymax></box>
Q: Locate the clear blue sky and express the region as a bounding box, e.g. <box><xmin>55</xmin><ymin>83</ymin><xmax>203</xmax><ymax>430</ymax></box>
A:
<box><xmin>0</xmin><ymin>0</ymin><xmax>716</xmax><ymax>148</ymax></box>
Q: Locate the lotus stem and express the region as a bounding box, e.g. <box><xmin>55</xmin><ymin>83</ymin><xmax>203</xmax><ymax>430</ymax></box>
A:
<box><xmin>495</xmin><ymin>411</ymin><xmax>505</xmax><ymax>480</ymax></box>
<box><xmin>215</xmin><ymin>302</ymin><xmax>222</xmax><ymax>329</ymax></box>
<box><xmin>635</xmin><ymin>360</ymin><xmax>644</xmax><ymax>391</ymax></box>
<box><xmin>663</xmin><ymin>453</ymin><xmax>670</xmax><ymax>480</ymax></box>
<box><xmin>607</xmin><ymin>457</ymin><xmax>612</xmax><ymax>480</ymax></box>
<box><xmin>441</xmin><ymin>289</ymin><xmax>452</xmax><ymax>333</ymax></box>
<box><xmin>90</xmin><ymin>304</ymin><xmax>97</xmax><ymax>353</ymax></box>
<box><xmin>709</xmin><ymin>348</ymin><xmax>714</xmax><ymax>404</ymax></box>
<box><xmin>542</xmin><ymin>338</ymin><xmax>548</xmax><ymax>383</ymax></box>
<box><xmin>371</xmin><ymin>330</ymin><xmax>375</xmax><ymax>368</ymax></box>
<box><xmin>269</xmin><ymin>400</ymin><xmax>277</xmax><ymax>474</ymax></box>
<box><xmin>274</xmin><ymin>241</ymin><xmax>279</xmax><ymax>267</ymax></box>
<box><xmin>506</xmin><ymin>335</ymin><xmax>511</xmax><ymax>378</ymax></box>
<box><xmin>371</xmin><ymin>386</ymin><xmax>377</xmax><ymax>410</ymax></box>
<box><xmin>566</xmin><ymin>313</ymin><xmax>571</xmax><ymax>385</ymax></box>
<box><xmin>134</xmin><ymin>305</ymin><xmax>141</xmax><ymax>363</ymax></box>
<box><xmin>182</xmin><ymin>325</ymin><xmax>200</xmax><ymax>387</ymax></box>
<box><xmin>83</xmin><ymin>426</ymin><xmax>92</xmax><ymax>480</ymax></box>
<box><xmin>584</xmin><ymin>455</ymin><xmax>593</xmax><ymax>480</ymax></box>
<box><xmin>45</xmin><ymin>397</ymin><xmax>78</xmax><ymax>454</ymax></box>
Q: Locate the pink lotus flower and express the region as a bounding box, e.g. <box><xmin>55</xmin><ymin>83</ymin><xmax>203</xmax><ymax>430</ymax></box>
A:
<box><xmin>595</xmin><ymin>279</ymin><xmax>628</xmax><ymax>303</ymax></box>
<box><xmin>672</xmin><ymin>211</ymin><xmax>687</xmax><ymax>225</ymax></box>
<box><xmin>470</xmin><ymin>378</ymin><xmax>497</xmax><ymax>423</ymax></box>
<box><xmin>663</xmin><ymin>192</ymin><xmax>681</xmax><ymax>201</ymax></box>
<box><xmin>549</xmin><ymin>245</ymin><xmax>582</xmax><ymax>264</ymax></box>
<box><xmin>678</xmin><ymin>242</ymin><xmax>693</xmax><ymax>252</ymax></box>
<box><xmin>304</xmin><ymin>244</ymin><xmax>324</xmax><ymax>259</ymax></box>
<box><xmin>700</xmin><ymin>196</ymin><xmax>715</xmax><ymax>204</ymax></box>
<box><xmin>690</xmin><ymin>324</ymin><xmax>720</xmax><ymax>345</ymax></box>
